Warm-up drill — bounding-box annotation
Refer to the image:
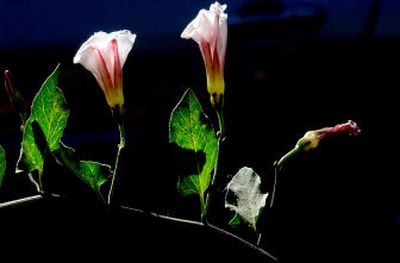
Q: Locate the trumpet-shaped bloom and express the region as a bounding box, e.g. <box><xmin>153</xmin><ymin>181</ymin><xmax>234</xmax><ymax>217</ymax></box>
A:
<box><xmin>181</xmin><ymin>2</ymin><xmax>227</xmax><ymax>107</ymax></box>
<box><xmin>297</xmin><ymin>120</ymin><xmax>361</xmax><ymax>151</ymax></box>
<box><xmin>73</xmin><ymin>30</ymin><xmax>136</xmax><ymax>110</ymax></box>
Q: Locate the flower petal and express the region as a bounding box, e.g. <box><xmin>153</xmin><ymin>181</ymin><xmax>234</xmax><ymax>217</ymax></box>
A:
<box><xmin>109</xmin><ymin>30</ymin><xmax>136</xmax><ymax>67</ymax></box>
<box><xmin>73</xmin><ymin>30</ymin><xmax>135</xmax><ymax>109</ymax></box>
<box><xmin>73</xmin><ymin>31</ymin><xmax>109</xmax><ymax>65</ymax></box>
<box><xmin>74</xmin><ymin>30</ymin><xmax>136</xmax><ymax>70</ymax></box>
<box><xmin>181</xmin><ymin>2</ymin><xmax>228</xmax><ymax>108</ymax></box>
<box><xmin>210</xmin><ymin>1</ymin><xmax>227</xmax><ymax>15</ymax></box>
<box><xmin>181</xmin><ymin>9</ymin><xmax>207</xmax><ymax>43</ymax></box>
<box><xmin>217</xmin><ymin>13</ymin><xmax>228</xmax><ymax>67</ymax></box>
<box><xmin>181</xmin><ymin>9</ymin><xmax>218</xmax><ymax>46</ymax></box>
<box><xmin>73</xmin><ymin>31</ymin><xmax>112</xmax><ymax>83</ymax></box>
<box><xmin>181</xmin><ymin>2</ymin><xmax>227</xmax><ymax>68</ymax></box>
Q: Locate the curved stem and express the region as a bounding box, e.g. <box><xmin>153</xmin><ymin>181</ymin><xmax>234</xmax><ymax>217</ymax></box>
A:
<box><xmin>257</xmin><ymin>233</ymin><xmax>262</xmax><ymax>246</ymax></box>
<box><xmin>216</xmin><ymin>108</ymin><xmax>225</xmax><ymax>140</ymax></box>
<box><xmin>270</xmin><ymin>145</ymin><xmax>303</xmax><ymax>208</ymax></box>
<box><xmin>28</xmin><ymin>172</ymin><xmax>42</xmax><ymax>193</ymax></box>
<box><xmin>208</xmin><ymin>223</ymin><xmax>278</xmax><ymax>261</ymax></box>
<box><xmin>120</xmin><ymin>205</ymin><xmax>277</xmax><ymax>261</ymax></box>
<box><xmin>270</xmin><ymin>165</ymin><xmax>279</xmax><ymax>208</ymax></box>
<box><xmin>121</xmin><ymin>205</ymin><xmax>203</xmax><ymax>226</ymax></box>
<box><xmin>276</xmin><ymin>145</ymin><xmax>302</xmax><ymax>169</ymax></box>
<box><xmin>107</xmin><ymin>122</ymin><xmax>125</xmax><ymax>205</ymax></box>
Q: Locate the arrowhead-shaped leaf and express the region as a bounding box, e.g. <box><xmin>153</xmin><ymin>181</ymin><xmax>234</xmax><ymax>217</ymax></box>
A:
<box><xmin>225</xmin><ymin>167</ymin><xmax>268</xmax><ymax>231</ymax></box>
<box><xmin>14</xmin><ymin>65</ymin><xmax>111</xmax><ymax>194</ymax></box>
<box><xmin>17</xmin><ymin>64</ymin><xmax>69</xmax><ymax>175</ymax></box>
<box><xmin>0</xmin><ymin>146</ymin><xmax>6</xmax><ymax>187</ymax></box>
<box><xmin>169</xmin><ymin>89</ymin><xmax>218</xmax><ymax>203</ymax></box>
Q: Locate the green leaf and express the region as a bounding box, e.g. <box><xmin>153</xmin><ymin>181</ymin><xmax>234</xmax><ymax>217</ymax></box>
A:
<box><xmin>225</xmin><ymin>167</ymin><xmax>269</xmax><ymax>231</ymax></box>
<box><xmin>13</xmin><ymin>64</ymin><xmax>110</xmax><ymax>195</ymax></box>
<box><xmin>228</xmin><ymin>213</ymin><xmax>242</xmax><ymax>227</ymax></box>
<box><xmin>56</xmin><ymin>144</ymin><xmax>111</xmax><ymax>193</ymax></box>
<box><xmin>0</xmin><ymin>146</ymin><xmax>6</xmax><ymax>187</ymax></box>
<box><xmin>17</xmin><ymin>64</ymin><xmax>69</xmax><ymax>175</ymax></box>
<box><xmin>169</xmin><ymin>89</ymin><xmax>218</xmax><ymax>201</ymax></box>
<box><xmin>80</xmin><ymin>161</ymin><xmax>111</xmax><ymax>192</ymax></box>
<box><xmin>31</xmin><ymin>65</ymin><xmax>68</xmax><ymax>151</ymax></box>
<box><xmin>177</xmin><ymin>175</ymin><xmax>199</xmax><ymax>196</ymax></box>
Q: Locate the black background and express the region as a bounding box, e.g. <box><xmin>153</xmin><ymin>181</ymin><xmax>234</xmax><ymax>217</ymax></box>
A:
<box><xmin>1</xmin><ymin>1</ymin><xmax>399</xmax><ymax>262</ymax></box>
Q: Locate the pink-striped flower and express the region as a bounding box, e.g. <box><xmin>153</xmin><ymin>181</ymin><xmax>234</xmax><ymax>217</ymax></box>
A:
<box><xmin>181</xmin><ymin>2</ymin><xmax>227</xmax><ymax>108</ymax></box>
<box><xmin>298</xmin><ymin>120</ymin><xmax>361</xmax><ymax>151</ymax></box>
<box><xmin>73</xmin><ymin>30</ymin><xmax>136</xmax><ymax>111</ymax></box>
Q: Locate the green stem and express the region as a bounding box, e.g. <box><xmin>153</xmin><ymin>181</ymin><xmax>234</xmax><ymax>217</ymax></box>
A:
<box><xmin>216</xmin><ymin>109</ymin><xmax>225</xmax><ymax>140</ymax></box>
<box><xmin>203</xmin><ymin>109</ymin><xmax>225</xmax><ymax>223</ymax></box>
<box><xmin>28</xmin><ymin>172</ymin><xmax>41</xmax><ymax>193</ymax></box>
<box><xmin>200</xmin><ymin>193</ymin><xmax>206</xmax><ymax>223</ymax></box>
<box><xmin>276</xmin><ymin>144</ymin><xmax>303</xmax><ymax>169</ymax></box>
<box><xmin>270</xmin><ymin>166</ymin><xmax>279</xmax><ymax>208</ymax></box>
<box><xmin>270</xmin><ymin>145</ymin><xmax>303</xmax><ymax>208</ymax></box>
<box><xmin>107</xmin><ymin>122</ymin><xmax>125</xmax><ymax>205</ymax></box>
<box><xmin>257</xmin><ymin>233</ymin><xmax>262</xmax><ymax>246</ymax></box>
<box><xmin>38</xmin><ymin>171</ymin><xmax>44</xmax><ymax>193</ymax></box>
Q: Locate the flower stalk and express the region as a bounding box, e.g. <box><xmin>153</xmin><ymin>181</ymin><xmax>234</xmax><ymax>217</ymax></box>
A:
<box><xmin>107</xmin><ymin>120</ymin><xmax>125</xmax><ymax>205</ymax></box>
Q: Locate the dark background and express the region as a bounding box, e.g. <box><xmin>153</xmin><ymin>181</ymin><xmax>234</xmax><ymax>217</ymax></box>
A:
<box><xmin>0</xmin><ymin>0</ymin><xmax>399</xmax><ymax>262</ymax></box>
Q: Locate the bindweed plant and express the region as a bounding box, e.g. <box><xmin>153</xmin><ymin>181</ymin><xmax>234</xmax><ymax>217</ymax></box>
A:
<box><xmin>0</xmin><ymin>2</ymin><xmax>361</xmax><ymax>261</ymax></box>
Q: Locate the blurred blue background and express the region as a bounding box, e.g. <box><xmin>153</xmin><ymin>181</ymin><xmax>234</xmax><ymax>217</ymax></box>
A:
<box><xmin>1</xmin><ymin>0</ymin><xmax>400</xmax><ymax>51</ymax></box>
